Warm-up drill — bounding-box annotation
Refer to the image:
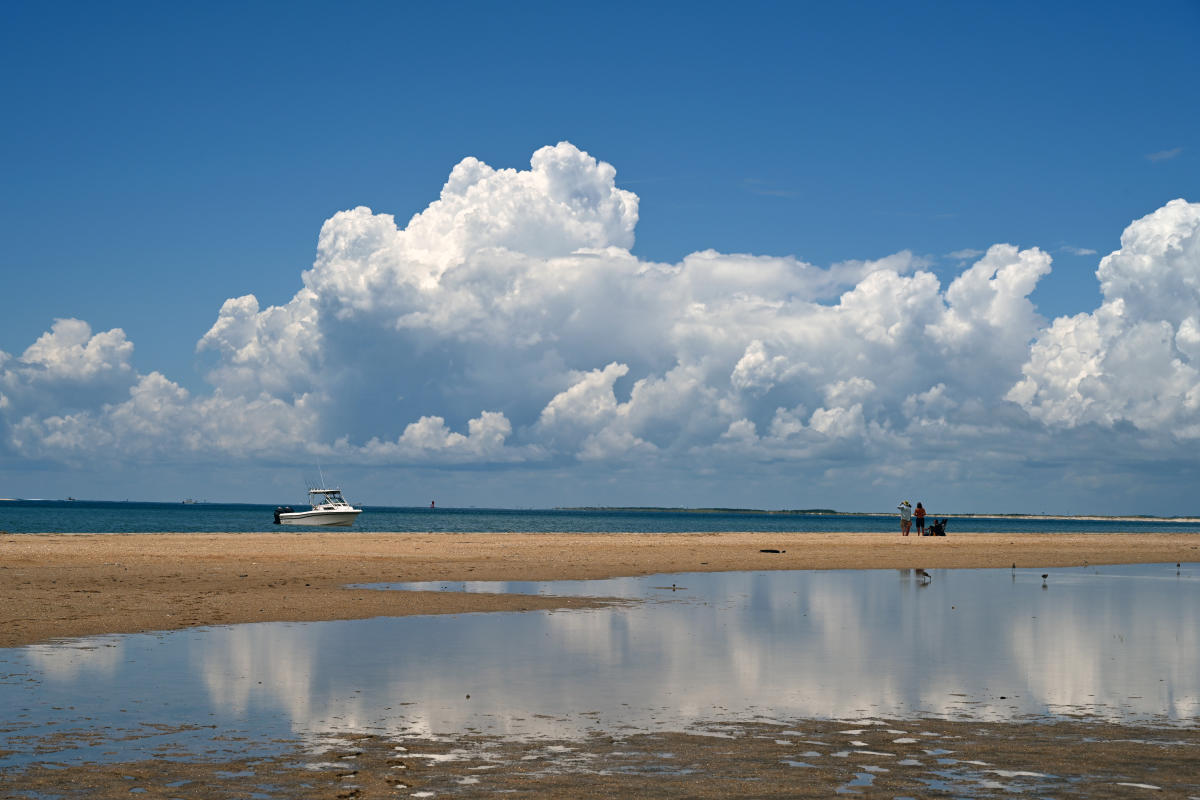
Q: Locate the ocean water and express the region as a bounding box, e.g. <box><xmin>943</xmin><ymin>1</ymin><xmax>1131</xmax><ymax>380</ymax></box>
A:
<box><xmin>1</xmin><ymin>499</ymin><xmax>1198</xmax><ymax>534</ymax></box>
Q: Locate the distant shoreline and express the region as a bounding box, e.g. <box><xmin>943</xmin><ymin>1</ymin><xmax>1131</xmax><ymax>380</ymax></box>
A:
<box><xmin>559</xmin><ymin>507</ymin><xmax>1200</xmax><ymax>523</ymax></box>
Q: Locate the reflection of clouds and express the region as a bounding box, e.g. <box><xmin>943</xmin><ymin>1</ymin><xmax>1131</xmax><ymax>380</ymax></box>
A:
<box><xmin>1009</xmin><ymin>581</ymin><xmax>1200</xmax><ymax>718</ymax></box>
<box><xmin>196</xmin><ymin>623</ymin><xmax>393</xmax><ymax>733</ymax></box>
<box><xmin>37</xmin><ymin>567</ymin><xmax>1192</xmax><ymax>743</ymax></box>
<box><xmin>198</xmin><ymin>625</ymin><xmax>319</xmax><ymax>720</ymax></box>
<box><xmin>543</xmin><ymin>607</ymin><xmax>637</xmax><ymax>665</ymax></box>
<box><xmin>25</xmin><ymin>637</ymin><xmax>123</xmax><ymax>680</ymax></box>
<box><xmin>466</xmin><ymin>569</ymin><xmax>1200</xmax><ymax>727</ymax></box>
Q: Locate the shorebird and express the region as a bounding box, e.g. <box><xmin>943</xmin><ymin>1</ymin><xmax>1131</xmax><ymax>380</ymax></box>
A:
<box><xmin>916</xmin><ymin>568</ymin><xmax>932</xmax><ymax>584</ymax></box>
<box><xmin>1042</xmin><ymin>573</ymin><xmax>1049</xmax><ymax>587</ymax></box>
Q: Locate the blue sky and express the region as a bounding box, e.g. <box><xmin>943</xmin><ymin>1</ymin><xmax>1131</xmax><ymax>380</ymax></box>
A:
<box><xmin>2</xmin><ymin>1</ymin><xmax>1198</xmax><ymax>513</ymax></box>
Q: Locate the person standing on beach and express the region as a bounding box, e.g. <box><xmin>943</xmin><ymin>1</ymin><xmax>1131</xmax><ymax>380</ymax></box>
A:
<box><xmin>914</xmin><ymin>502</ymin><xmax>926</xmax><ymax>535</ymax></box>
<box><xmin>898</xmin><ymin>501</ymin><xmax>912</xmax><ymax>536</ymax></box>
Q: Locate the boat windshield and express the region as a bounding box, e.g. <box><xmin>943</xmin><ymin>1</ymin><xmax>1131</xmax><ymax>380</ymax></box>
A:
<box><xmin>309</xmin><ymin>489</ymin><xmax>347</xmax><ymax>505</ymax></box>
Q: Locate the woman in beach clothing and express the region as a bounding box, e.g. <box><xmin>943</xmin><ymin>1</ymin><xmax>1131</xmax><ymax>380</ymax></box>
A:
<box><xmin>914</xmin><ymin>502</ymin><xmax>926</xmax><ymax>535</ymax></box>
<box><xmin>898</xmin><ymin>501</ymin><xmax>912</xmax><ymax>535</ymax></box>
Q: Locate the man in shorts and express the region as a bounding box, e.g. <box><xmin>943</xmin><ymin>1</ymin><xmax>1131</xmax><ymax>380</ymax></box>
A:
<box><xmin>898</xmin><ymin>501</ymin><xmax>912</xmax><ymax>536</ymax></box>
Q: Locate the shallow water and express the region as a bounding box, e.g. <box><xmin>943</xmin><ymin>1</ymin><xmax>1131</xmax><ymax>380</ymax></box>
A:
<box><xmin>1</xmin><ymin>564</ymin><xmax>1196</xmax><ymax>768</ymax></box>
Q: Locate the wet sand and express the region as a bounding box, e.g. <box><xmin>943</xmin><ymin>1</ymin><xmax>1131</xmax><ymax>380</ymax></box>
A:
<box><xmin>6</xmin><ymin>716</ymin><xmax>1198</xmax><ymax>798</ymax></box>
<box><xmin>2</xmin><ymin>530</ymin><xmax>1197</xmax><ymax>647</ymax></box>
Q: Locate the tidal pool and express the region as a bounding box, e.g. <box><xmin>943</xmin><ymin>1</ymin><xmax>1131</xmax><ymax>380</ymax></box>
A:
<box><xmin>1</xmin><ymin>564</ymin><xmax>1196</xmax><ymax>768</ymax></box>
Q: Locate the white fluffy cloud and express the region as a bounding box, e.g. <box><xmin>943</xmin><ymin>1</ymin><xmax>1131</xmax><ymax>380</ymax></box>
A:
<box><xmin>1009</xmin><ymin>199</ymin><xmax>1200</xmax><ymax>436</ymax></box>
<box><xmin>1</xmin><ymin>319</ymin><xmax>139</xmax><ymax>446</ymax></box>
<box><xmin>2</xmin><ymin>142</ymin><xmax>1197</xmax><ymax>506</ymax></box>
<box><xmin>21</xmin><ymin>318</ymin><xmax>134</xmax><ymax>382</ymax></box>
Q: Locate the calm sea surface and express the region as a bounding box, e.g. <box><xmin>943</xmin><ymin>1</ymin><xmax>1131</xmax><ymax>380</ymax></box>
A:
<box><xmin>1</xmin><ymin>499</ymin><xmax>1197</xmax><ymax>534</ymax></box>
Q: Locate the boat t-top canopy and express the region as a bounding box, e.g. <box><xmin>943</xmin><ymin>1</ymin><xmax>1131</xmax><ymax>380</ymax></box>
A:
<box><xmin>307</xmin><ymin>488</ymin><xmax>349</xmax><ymax>504</ymax></box>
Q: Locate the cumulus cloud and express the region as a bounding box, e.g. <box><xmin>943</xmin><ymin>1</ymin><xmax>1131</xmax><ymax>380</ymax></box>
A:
<box><xmin>0</xmin><ymin>319</ymin><xmax>139</xmax><ymax>438</ymax></box>
<box><xmin>358</xmin><ymin>411</ymin><xmax>528</xmax><ymax>464</ymax></box>
<box><xmin>0</xmin><ymin>318</ymin><xmax>317</xmax><ymax>463</ymax></box>
<box><xmin>2</xmin><ymin>141</ymin><xmax>1197</xmax><ymax>507</ymax></box>
<box><xmin>8</xmin><ymin>371</ymin><xmax>317</xmax><ymax>463</ymax></box>
<box><xmin>1009</xmin><ymin>199</ymin><xmax>1200</xmax><ymax>436</ymax></box>
<box><xmin>197</xmin><ymin>291</ymin><xmax>320</xmax><ymax>398</ymax></box>
<box><xmin>21</xmin><ymin>318</ymin><xmax>134</xmax><ymax>382</ymax></box>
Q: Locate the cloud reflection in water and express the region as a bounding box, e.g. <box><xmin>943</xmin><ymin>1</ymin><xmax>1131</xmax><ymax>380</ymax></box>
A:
<box><xmin>4</xmin><ymin>564</ymin><xmax>1197</xmax><ymax>758</ymax></box>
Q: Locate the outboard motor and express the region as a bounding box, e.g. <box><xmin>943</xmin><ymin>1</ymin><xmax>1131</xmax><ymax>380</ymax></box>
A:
<box><xmin>273</xmin><ymin>506</ymin><xmax>293</xmax><ymax>524</ymax></box>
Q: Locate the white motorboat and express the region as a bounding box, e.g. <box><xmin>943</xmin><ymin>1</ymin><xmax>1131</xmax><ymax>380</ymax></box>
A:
<box><xmin>274</xmin><ymin>488</ymin><xmax>363</xmax><ymax>527</ymax></box>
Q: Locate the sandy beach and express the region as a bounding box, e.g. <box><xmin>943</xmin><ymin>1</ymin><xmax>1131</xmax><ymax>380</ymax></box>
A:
<box><xmin>2</xmin><ymin>530</ymin><xmax>1196</xmax><ymax>647</ymax></box>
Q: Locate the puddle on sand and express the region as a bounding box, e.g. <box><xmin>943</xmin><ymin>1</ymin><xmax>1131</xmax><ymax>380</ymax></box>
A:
<box><xmin>836</xmin><ymin>770</ymin><xmax>877</xmax><ymax>793</ymax></box>
<box><xmin>0</xmin><ymin>563</ymin><xmax>1197</xmax><ymax>770</ymax></box>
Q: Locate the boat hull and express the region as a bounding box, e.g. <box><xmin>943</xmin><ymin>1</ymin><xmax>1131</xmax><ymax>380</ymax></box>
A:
<box><xmin>277</xmin><ymin>509</ymin><xmax>362</xmax><ymax>527</ymax></box>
